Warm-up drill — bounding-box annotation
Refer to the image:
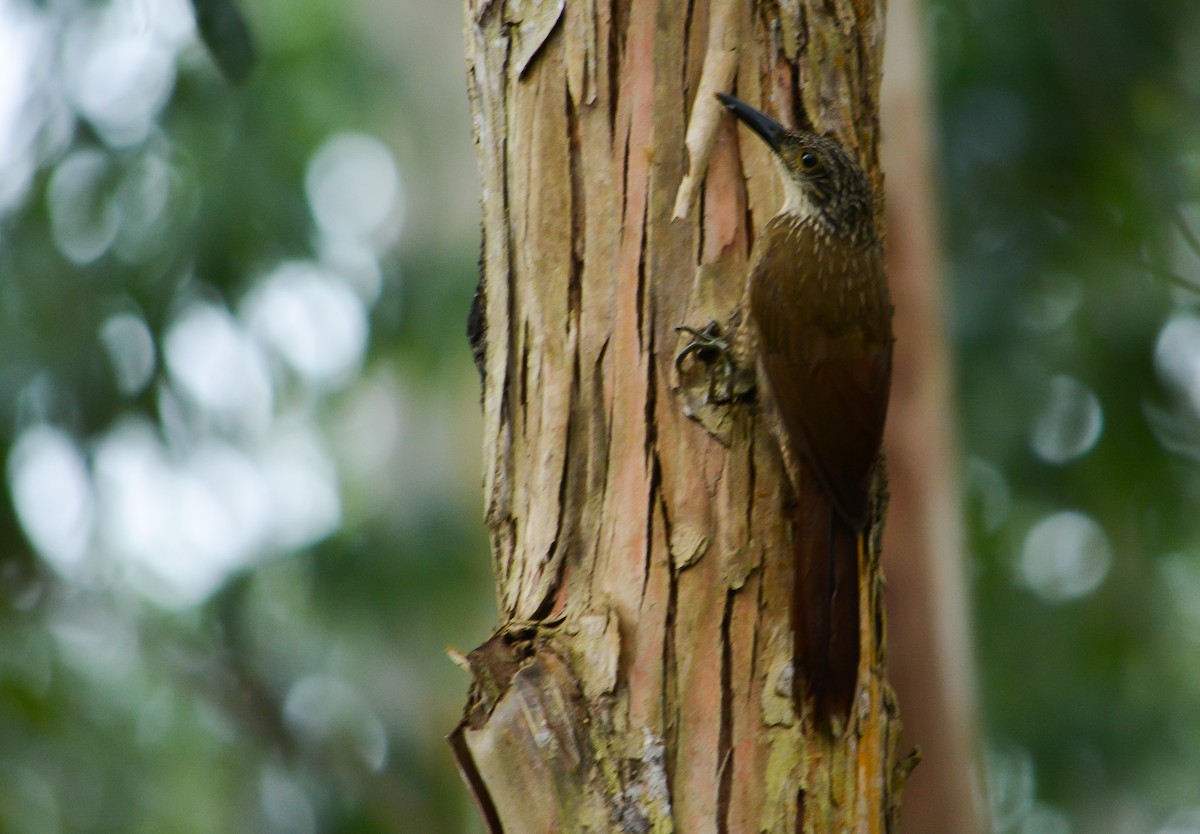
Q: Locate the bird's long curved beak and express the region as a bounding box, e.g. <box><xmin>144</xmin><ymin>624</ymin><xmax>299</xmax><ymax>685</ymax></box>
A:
<box><xmin>715</xmin><ymin>92</ymin><xmax>787</xmax><ymax>151</ymax></box>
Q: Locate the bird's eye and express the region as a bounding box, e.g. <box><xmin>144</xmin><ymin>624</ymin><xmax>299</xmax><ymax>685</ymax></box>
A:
<box><xmin>800</xmin><ymin>151</ymin><xmax>819</xmax><ymax>169</ymax></box>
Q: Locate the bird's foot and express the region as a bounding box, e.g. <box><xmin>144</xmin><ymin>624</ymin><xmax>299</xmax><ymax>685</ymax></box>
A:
<box><xmin>674</xmin><ymin>320</ymin><xmax>754</xmax><ymax>405</ymax></box>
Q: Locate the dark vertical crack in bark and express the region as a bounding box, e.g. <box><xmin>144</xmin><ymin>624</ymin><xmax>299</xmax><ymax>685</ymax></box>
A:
<box><xmin>741</xmin><ymin>166</ymin><xmax>757</xmax><ymax>257</ymax></box>
<box><xmin>661</xmin><ymin>527</ymin><xmax>681</xmax><ymax>786</ymax></box>
<box><xmin>653</xmin><ymin>454</ymin><xmax>673</xmax><ymax>576</ymax></box>
<box><xmin>519</xmin><ymin>320</ymin><xmax>530</xmax><ymax>410</ymax></box>
<box><xmin>499</xmin><ymin>39</ymin><xmax>515</xmax><ymax>393</ymax></box>
<box><xmin>682</xmin><ymin>0</ymin><xmax>697</xmax><ymax>109</ymax></box>
<box><xmin>634</xmin><ymin>199</ymin><xmax>649</xmax><ymax>353</ymax></box>
<box><xmin>642</xmin><ymin>453</ymin><xmax>663</xmax><ymax>608</ymax></box>
<box><xmin>450</xmin><ymin>730</ymin><xmax>504</xmax><ymax>834</ymax></box>
<box><xmin>592</xmin><ymin>337</ymin><xmax>612</xmax><ymax>515</ymax></box>
<box><xmin>745</xmin><ymin>429</ymin><xmax>759</xmax><ymax>550</ymax></box>
<box><xmin>567</xmin><ymin>89</ymin><xmax>585</xmax><ymax>325</ymax></box>
<box><xmin>716</xmin><ymin>588</ymin><xmax>735</xmax><ymax>834</ymax></box>
<box><xmin>608</xmin><ymin>0</ymin><xmax>629</xmax><ymax>134</ymax></box>
<box><xmin>788</xmin><ymin>61</ymin><xmax>810</xmax><ymax>131</ymax></box>
<box><xmin>642</xmin><ymin>313</ymin><xmax>657</xmax><ymax>455</ymax></box>
<box><xmin>468</xmin><ymin>237</ymin><xmax>488</xmax><ymax>389</ymax></box>
<box><xmin>619</xmin><ymin>127</ymin><xmax>632</xmax><ymax>237</ymax></box>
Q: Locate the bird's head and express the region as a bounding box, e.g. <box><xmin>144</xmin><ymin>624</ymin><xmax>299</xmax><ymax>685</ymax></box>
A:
<box><xmin>716</xmin><ymin>92</ymin><xmax>876</xmax><ymax>241</ymax></box>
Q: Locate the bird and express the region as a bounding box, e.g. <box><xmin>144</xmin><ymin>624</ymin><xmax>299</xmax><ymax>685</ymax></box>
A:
<box><xmin>682</xmin><ymin>92</ymin><xmax>893</xmax><ymax>729</ymax></box>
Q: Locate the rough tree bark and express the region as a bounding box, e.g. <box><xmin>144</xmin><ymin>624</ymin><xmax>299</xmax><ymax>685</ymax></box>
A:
<box><xmin>450</xmin><ymin>1</ymin><xmax>910</xmax><ymax>831</ymax></box>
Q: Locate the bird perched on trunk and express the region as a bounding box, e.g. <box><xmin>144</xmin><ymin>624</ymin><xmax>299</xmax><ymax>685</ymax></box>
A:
<box><xmin>679</xmin><ymin>93</ymin><xmax>893</xmax><ymax>729</ymax></box>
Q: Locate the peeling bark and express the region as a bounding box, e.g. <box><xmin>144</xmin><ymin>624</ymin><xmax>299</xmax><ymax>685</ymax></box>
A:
<box><xmin>452</xmin><ymin>1</ymin><xmax>906</xmax><ymax>831</ymax></box>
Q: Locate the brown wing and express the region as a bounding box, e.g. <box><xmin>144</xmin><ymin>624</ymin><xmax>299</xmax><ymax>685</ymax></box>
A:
<box><xmin>750</xmin><ymin>222</ymin><xmax>893</xmax><ymax>530</ymax></box>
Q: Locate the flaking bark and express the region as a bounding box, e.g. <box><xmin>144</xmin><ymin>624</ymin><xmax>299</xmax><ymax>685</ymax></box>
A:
<box><xmin>451</xmin><ymin>1</ymin><xmax>908</xmax><ymax>830</ymax></box>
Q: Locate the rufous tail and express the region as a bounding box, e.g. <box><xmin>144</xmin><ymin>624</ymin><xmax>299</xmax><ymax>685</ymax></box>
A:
<box><xmin>793</xmin><ymin>474</ymin><xmax>862</xmax><ymax>731</ymax></box>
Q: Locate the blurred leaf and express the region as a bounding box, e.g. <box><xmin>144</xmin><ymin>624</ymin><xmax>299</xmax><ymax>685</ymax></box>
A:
<box><xmin>190</xmin><ymin>0</ymin><xmax>257</xmax><ymax>84</ymax></box>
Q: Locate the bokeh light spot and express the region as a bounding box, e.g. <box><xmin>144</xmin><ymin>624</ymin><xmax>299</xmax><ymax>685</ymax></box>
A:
<box><xmin>305</xmin><ymin>132</ymin><xmax>403</xmax><ymax>247</ymax></box>
<box><xmin>164</xmin><ymin>302</ymin><xmax>273</xmax><ymax>430</ymax></box>
<box><xmin>100</xmin><ymin>312</ymin><xmax>157</xmax><ymax>396</ymax></box>
<box><xmin>1169</xmin><ymin>203</ymin><xmax>1200</xmax><ymax>283</ymax></box>
<box><xmin>60</xmin><ymin>0</ymin><xmax>193</xmax><ymax>146</ymax></box>
<box><xmin>284</xmin><ymin>675</ymin><xmax>388</xmax><ymax>772</ymax></box>
<box><xmin>114</xmin><ymin>151</ymin><xmax>174</xmax><ymax>262</ymax></box>
<box><xmin>1160</xmin><ymin>554</ymin><xmax>1200</xmax><ymax>644</ymax></box>
<box><xmin>48</xmin><ymin>148</ymin><xmax>118</xmax><ymax>264</ymax></box>
<box><xmin>1020</xmin><ymin>511</ymin><xmax>1112</xmax><ymax>602</ymax></box>
<box><xmin>90</xmin><ymin>417</ymin><xmax>339</xmax><ymax>608</ymax></box>
<box><xmin>318</xmin><ymin>235</ymin><xmax>384</xmax><ymax>303</ymax></box>
<box><xmin>1030</xmin><ymin>375</ymin><xmax>1103</xmax><ymax>464</ymax></box>
<box><xmin>260</xmin><ymin>766</ymin><xmax>316</xmax><ymax>834</ymax></box>
<box><xmin>93</xmin><ymin>419</ymin><xmax>272</xmax><ymax>608</ymax></box>
<box><xmin>332</xmin><ymin>371</ymin><xmax>403</xmax><ymax>483</ymax></box>
<box><xmin>179</xmin><ymin>441</ymin><xmax>272</xmax><ymax>563</ymax></box>
<box><xmin>0</xmin><ymin>1</ymin><xmax>52</xmax><ymax>214</ymax></box>
<box><xmin>986</xmin><ymin>741</ymin><xmax>1037</xmax><ymax>832</ymax></box>
<box><xmin>8</xmin><ymin>425</ymin><xmax>94</xmax><ymax>579</ymax></box>
<box><xmin>243</xmin><ymin>261</ymin><xmax>368</xmax><ymax>386</ymax></box>
<box><xmin>1156</xmin><ymin>314</ymin><xmax>1200</xmax><ymax>417</ymax></box>
<box><xmin>966</xmin><ymin>457</ymin><xmax>1012</xmax><ymax>534</ymax></box>
<box><xmin>259</xmin><ymin>429</ymin><xmax>341</xmax><ymax>551</ymax></box>
<box><xmin>1019</xmin><ymin>274</ymin><xmax>1083</xmax><ymax>333</ymax></box>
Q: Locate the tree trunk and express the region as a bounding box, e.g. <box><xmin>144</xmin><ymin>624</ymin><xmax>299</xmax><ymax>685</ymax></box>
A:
<box><xmin>451</xmin><ymin>1</ymin><xmax>908</xmax><ymax>831</ymax></box>
<box><xmin>878</xmin><ymin>0</ymin><xmax>986</xmax><ymax>829</ymax></box>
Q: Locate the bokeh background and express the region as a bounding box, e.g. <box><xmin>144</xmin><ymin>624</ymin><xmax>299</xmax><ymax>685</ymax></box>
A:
<box><xmin>0</xmin><ymin>0</ymin><xmax>1198</xmax><ymax>832</ymax></box>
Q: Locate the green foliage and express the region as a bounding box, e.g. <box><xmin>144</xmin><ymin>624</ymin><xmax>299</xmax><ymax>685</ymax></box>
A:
<box><xmin>0</xmin><ymin>0</ymin><xmax>488</xmax><ymax>831</ymax></box>
<box><xmin>935</xmin><ymin>0</ymin><xmax>1200</xmax><ymax>827</ymax></box>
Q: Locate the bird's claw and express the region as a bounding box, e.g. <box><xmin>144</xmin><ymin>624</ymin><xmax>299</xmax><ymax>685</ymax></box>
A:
<box><xmin>674</xmin><ymin>320</ymin><xmax>739</xmax><ymax>405</ymax></box>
